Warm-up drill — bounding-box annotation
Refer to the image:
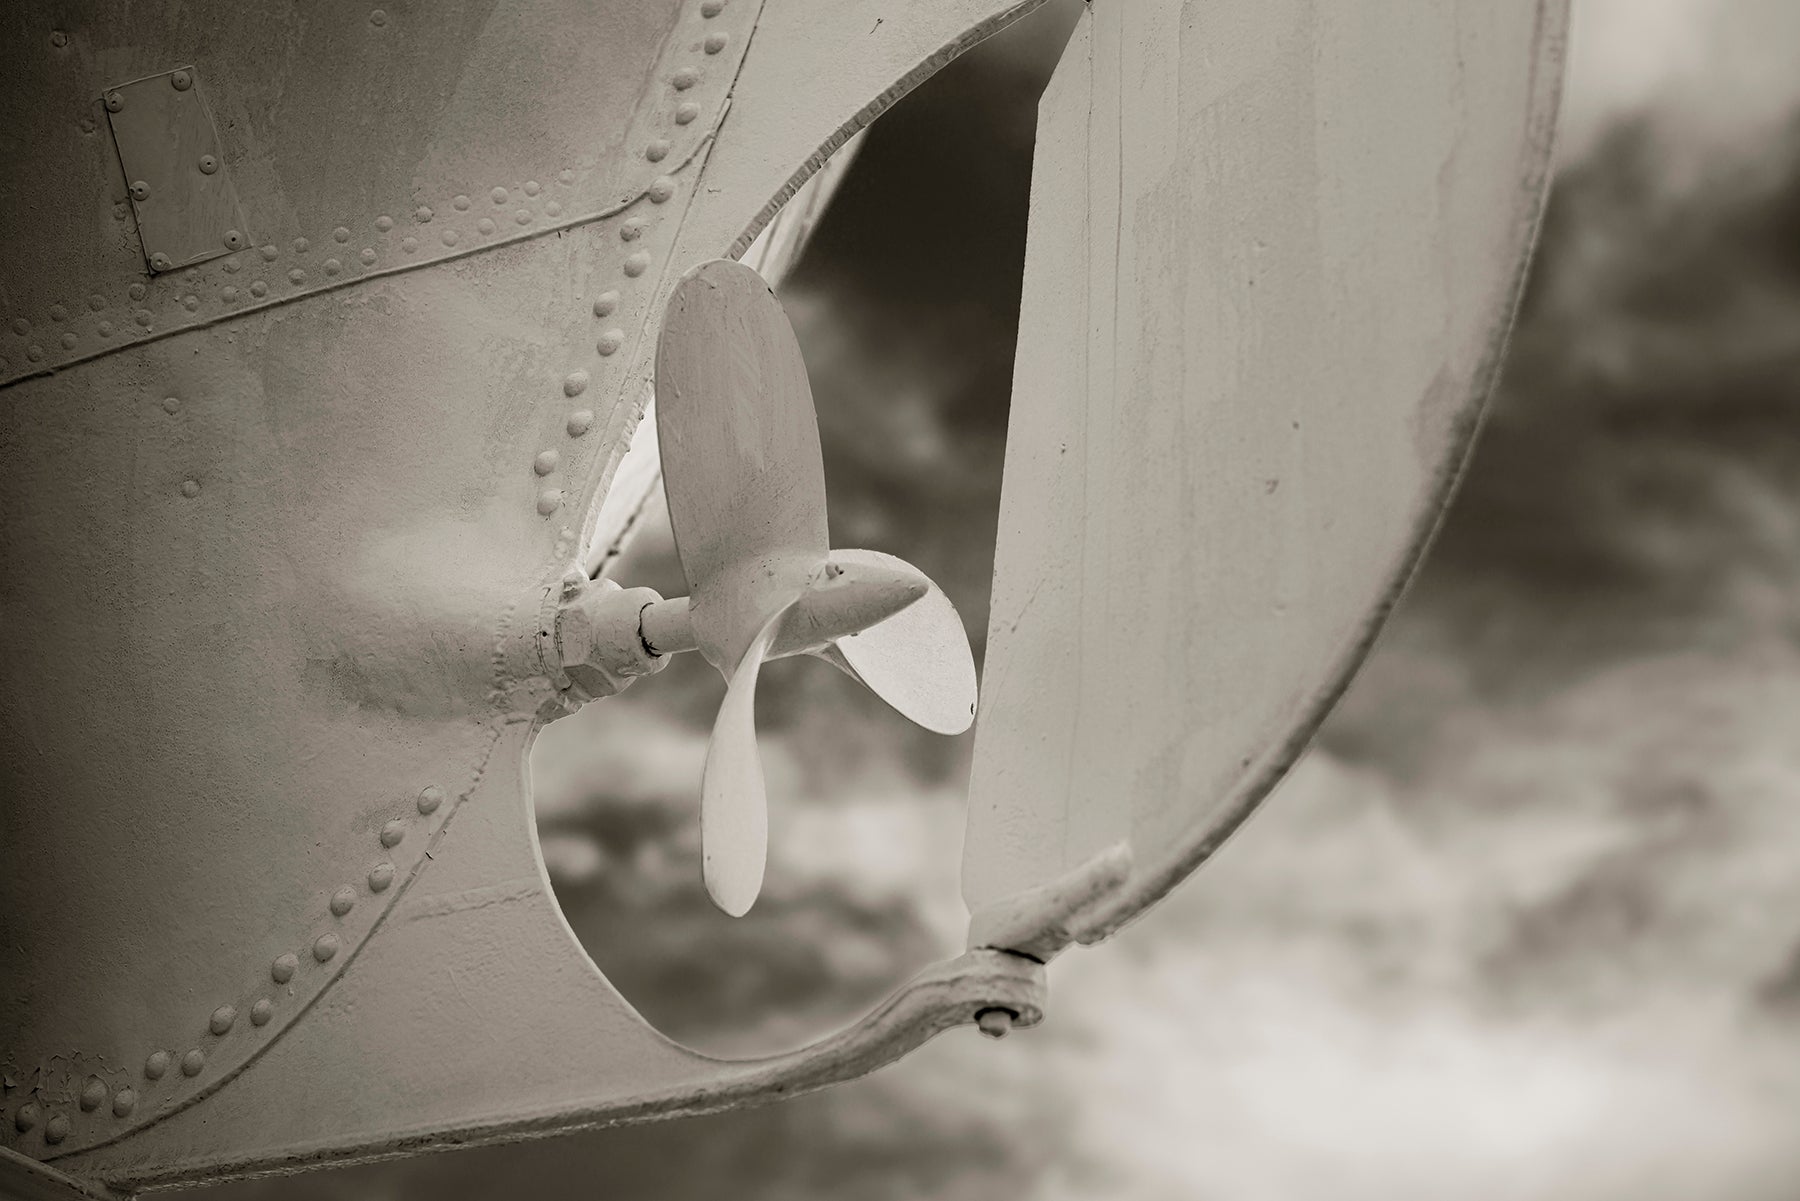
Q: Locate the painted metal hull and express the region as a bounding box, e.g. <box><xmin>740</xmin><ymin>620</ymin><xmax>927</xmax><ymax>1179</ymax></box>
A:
<box><xmin>0</xmin><ymin>0</ymin><xmax>1051</xmax><ymax>1193</ymax></box>
<box><xmin>0</xmin><ymin>0</ymin><xmax>1567</xmax><ymax>1193</ymax></box>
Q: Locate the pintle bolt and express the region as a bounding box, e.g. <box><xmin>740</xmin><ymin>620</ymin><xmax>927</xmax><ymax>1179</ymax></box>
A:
<box><xmin>975</xmin><ymin>1007</ymin><xmax>1015</xmax><ymax>1039</ymax></box>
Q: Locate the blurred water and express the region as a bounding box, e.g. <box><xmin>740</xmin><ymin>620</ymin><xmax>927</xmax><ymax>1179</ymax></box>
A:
<box><xmin>195</xmin><ymin>1</ymin><xmax>1800</xmax><ymax>1196</ymax></box>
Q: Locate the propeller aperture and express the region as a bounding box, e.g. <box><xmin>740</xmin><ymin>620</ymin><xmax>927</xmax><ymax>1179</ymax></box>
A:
<box><xmin>650</xmin><ymin>259</ymin><xmax>978</xmax><ymax>915</ymax></box>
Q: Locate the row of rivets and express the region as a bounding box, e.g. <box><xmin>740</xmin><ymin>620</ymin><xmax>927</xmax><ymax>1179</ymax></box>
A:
<box><xmin>0</xmin><ymin>778</ymin><xmax>450</xmax><ymax>1149</ymax></box>
<box><xmin>7</xmin><ymin>0</ymin><xmax>737</xmax><ymax>388</ymax></box>
<box><xmin>2</xmin><ymin>165</ymin><xmax>584</xmax><ymax>358</ymax></box>
<box><xmin>525</xmin><ymin>0</ymin><xmax>710</xmax><ymax>520</ymax></box>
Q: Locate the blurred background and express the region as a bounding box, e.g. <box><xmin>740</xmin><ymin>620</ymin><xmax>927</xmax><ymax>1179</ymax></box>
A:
<box><xmin>201</xmin><ymin>0</ymin><xmax>1800</xmax><ymax>1195</ymax></box>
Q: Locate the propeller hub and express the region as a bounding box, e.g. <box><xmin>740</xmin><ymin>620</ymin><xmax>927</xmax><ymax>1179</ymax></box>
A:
<box><xmin>773</xmin><ymin>557</ymin><xmax>929</xmax><ymax>657</ymax></box>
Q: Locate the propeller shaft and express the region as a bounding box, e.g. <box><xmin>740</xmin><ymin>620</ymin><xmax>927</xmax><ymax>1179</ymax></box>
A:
<box><xmin>640</xmin><ymin>596</ymin><xmax>696</xmax><ymax>655</ymax></box>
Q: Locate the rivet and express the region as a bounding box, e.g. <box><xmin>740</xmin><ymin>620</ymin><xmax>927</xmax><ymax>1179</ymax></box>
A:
<box><xmin>105</xmin><ymin>91</ymin><xmax>125</xmax><ymax>112</ymax></box>
<box><xmin>648</xmin><ymin>177</ymin><xmax>675</xmax><ymax>203</ymax></box>
<box><xmin>566</xmin><ymin>410</ymin><xmax>593</xmax><ymax>437</ymax></box>
<box><xmin>597</xmin><ymin>329</ymin><xmax>623</xmax><ymax>356</ymax></box>
<box><xmin>48</xmin><ymin>304</ymin><xmax>67</xmax><ymax>323</ymax></box>
<box><xmin>144</xmin><ymin>1050</ymin><xmax>171</xmax><ymax>1079</ymax></box>
<box><xmin>288</xmin><ymin>268</ymin><xmax>306</xmax><ymax>285</ymax></box>
<box><xmin>563</xmin><ymin>370</ymin><xmax>589</xmax><ymax>397</ymax></box>
<box><xmin>533</xmin><ymin>450</ymin><xmax>559</xmax><ymax>476</ymax></box>
<box><xmin>704</xmin><ymin>32</ymin><xmax>728</xmax><ymax>53</ymax></box>
<box><xmin>14</xmin><ymin>1102</ymin><xmax>39</xmax><ymax>1132</ymax></box>
<box><xmin>223</xmin><ymin>257</ymin><xmax>241</xmax><ymax>273</ymax></box>
<box><xmin>417</xmin><ymin>785</ymin><xmax>445</xmax><ymax>814</ymax></box>
<box><xmin>181</xmin><ymin>294</ymin><xmax>199</xmax><ymax>311</ymax></box>
<box><xmin>375</xmin><ymin>215</ymin><xmax>394</xmax><ymax>232</ymax></box>
<box><xmin>623</xmin><ymin>251</ymin><xmax>650</xmax><ymax>277</ymax></box>
<box><xmin>162</xmin><ymin>396</ymin><xmax>181</xmax><ymax>414</ymax></box>
<box><xmin>477</xmin><ymin>217</ymin><xmax>496</xmax><ymax>235</ymax></box>
<box><xmin>545</xmin><ymin>200</ymin><xmax>563</xmax><ymax>217</ymax></box>
<box><xmin>259</xmin><ymin>243</ymin><xmax>279</xmax><ymax>261</ymax></box>
<box><xmin>523</xmin><ymin>180</ymin><xmax>541</xmax><ymax>197</ymax></box>
<box><xmin>324</xmin><ymin>257</ymin><xmax>342</xmax><ymax>276</ymax></box>
<box><xmin>453</xmin><ymin>194</ymin><xmax>471</xmax><ymax>211</ymax></box>
<box><xmin>8</xmin><ymin>317</ymin><xmax>28</xmax><ymax>335</ymax></box>
<box><xmin>180</xmin><ymin>1049</ymin><xmax>205</xmax><ymax>1077</ymax></box>
<box><xmin>671</xmin><ymin>67</ymin><xmax>700</xmax><ymax>90</ymax></box>
<box><xmin>80</xmin><ymin>1079</ymin><xmax>107</xmax><ymax>1112</ymax></box>
<box><xmin>112</xmin><ymin>1088</ymin><xmax>136</xmax><ymax>1117</ymax></box>
<box><xmin>675</xmin><ymin>101</ymin><xmax>700</xmax><ymax>125</ymax></box>
<box><xmin>44</xmin><ymin>1114</ymin><xmax>70</xmax><ymax>1144</ymax></box>
<box><xmin>98</xmin><ymin>320</ymin><xmax>115</xmax><ymax>334</ymax></box>
<box><xmin>359</xmin><ymin>248</ymin><xmax>376</xmax><ymax>265</ymax></box>
<box><xmin>415</xmin><ymin>206</ymin><xmax>433</xmax><ymax>223</ymax></box>
<box><xmin>60</xmin><ymin>332</ymin><xmax>77</xmax><ymax>349</ymax></box>
<box><xmin>251</xmin><ymin>998</ymin><xmax>273</xmax><ymax>1026</ymax></box>
<box><xmin>128</xmin><ymin>282</ymin><xmax>147</xmax><ymax>301</ymax></box>
<box><xmin>401</xmin><ymin>236</ymin><xmax>418</xmax><ymax>253</ymax></box>
<box><xmin>593</xmin><ymin>291</ymin><xmax>620</xmax><ymax>317</ymax></box>
<box><xmin>441</xmin><ymin>230</ymin><xmax>459</xmax><ymax>247</ymax></box>
<box><xmin>514</xmin><ymin>209</ymin><xmax>531</xmax><ymax>225</ymax></box>
<box><xmin>380</xmin><ymin>819</ymin><xmax>406</xmax><ymax>848</ymax></box>
<box><xmin>271</xmin><ymin>953</ymin><xmax>298</xmax><ymax>983</ymax></box>
<box><xmin>323</xmin><ymin>885</ymin><xmax>355</xmax><ymax>918</ymax></box>
<box><xmin>79</xmin><ymin>114</ymin><xmax>97</xmax><ymax>134</ymax></box>
<box><xmin>133</xmin><ymin>309</ymin><xmax>152</xmax><ymax>326</ymax></box>
<box><xmin>292</xmin><ymin>236</ymin><xmax>310</xmax><ymax>254</ymax></box>
<box><xmin>490</xmin><ymin>186</ymin><xmax>508</xmax><ymax>205</ymax></box>
<box><xmin>198</xmin><ymin>154</ymin><xmax>218</xmax><ymax>175</ymax></box>
<box><xmin>50</xmin><ymin>30</ymin><xmax>69</xmax><ymax>48</ymax></box>
<box><xmin>129</xmin><ymin>180</ymin><xmax>151</xmax><ymax>202</ymax></box>
<box><xmin>312</xmin><ymin>932</ymin><xmax>340</xmax><ymax>962</ymax></box>
<box><xmin>171</xmin><ymin>69</ymin><xmax>192</xmax><ymax>91</ymax></box>
<box><xmin>536</xmin><ymin>488</ymin><xmax>563</xmax><ymax>516</ymax></box>
<box><xmin>223</xmin><ymin>229</ymin><xmax>245</xmax><ymax>249</ymax></box>
<box><xmin>620</xmin><ymin>217</ymin><xmax>646</xmax><ymax>241</ymax></box>
<box><xmin>701</xmin><ymin>0</ymin><xmax>725</xmax><ymax>15</ymax></box>
<box><xmin>250</xmin><ymin>280</ymin><xmax>268</xmax><ymax>297</ymax></box>
<box><xmin>558</xmin><ymin>169</ymin><xmax>575</xmax><ymax>185</ymax></box>
<box><xmin>209</xmin><ymin>1004</ymin><xmax>237</xmax><ymax>1035</ymax></box>
<box><xmin>150</xmin><ymin>252</ymin><xmax>174</xmax><ymax>272</ymax></box>
<box><xmin>333</xmin><ymin>226</ymin><xmax>351</xmax><ymax>243</ymax></box>
<box><xmin>180</xmin><ymin>479</ymin><xmax>201</xmax><ymax>498</ymax></box>
<box><xmin>369</xmin><ymin>8</ymin><xmax>388</xmax><ymax>25</ymax></box>
<box><xmin>368</xmin><ymin>862</ymin><xmax>395</xmax><ymax>892</ymax></box>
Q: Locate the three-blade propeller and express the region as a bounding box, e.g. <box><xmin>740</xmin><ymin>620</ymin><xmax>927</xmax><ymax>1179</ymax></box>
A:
<box><xmin>646</xmin><ymin>259</ymin><xmax>977</xmax><ymax>916</ymax></box>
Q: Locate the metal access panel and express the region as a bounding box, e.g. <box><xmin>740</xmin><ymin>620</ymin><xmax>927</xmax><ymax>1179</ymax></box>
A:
<box><xmin>103</xmin><ymin>66</ymin><xmax>247</xmax><ymax>274</ymax></box>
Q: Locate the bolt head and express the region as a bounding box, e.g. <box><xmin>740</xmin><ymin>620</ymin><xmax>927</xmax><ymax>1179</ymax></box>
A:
<box><xmin>198</xmin><ymin>154</ymin><xmax>218</xmax><ymax>175</ymax></box>
<box><xmin>104</xmin><ymin>91</ymin><xmax>124</xmax><ymax>112</ymax></box>
<box><xmin>171</xmin><ymin>69</ymin><xmax>192</xmax><ymax>90</ymax></box>
<box><xmin>129</xmin><ymin>180</ymin><xmax>150</xmax><ymax>201</ymax></box>
<box><xmin>975</xmin><ymin>1008</ymin><xmax>1016</xmax><ymax>1039</ymax></box>
<box><xmin>150</xmin><ymin>252</ymin><xmax>173</xmax><ymax>271</ymax></box>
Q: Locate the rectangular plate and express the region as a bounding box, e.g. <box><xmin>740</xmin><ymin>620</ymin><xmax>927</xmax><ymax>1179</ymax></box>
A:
<box><xmin>104</xmin><ymin>66</ymin><xmax>246</xmax><ymax>274</ymax></box>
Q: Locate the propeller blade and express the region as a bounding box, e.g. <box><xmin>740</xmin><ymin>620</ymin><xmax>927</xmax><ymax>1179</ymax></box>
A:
<box><xmin>656</xmin><ymin>259</ymin><xmax>829</xmax><ymax>673</ymax></box>
<box><xmin>701</xmin><ymin>602</ymin><xmax>794</xmax><ymax>916</ymax></box>
<box><xmin>819</xmin><ymin>549</ymin><xmax>977</xmax><ymax>735</ymax></box>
